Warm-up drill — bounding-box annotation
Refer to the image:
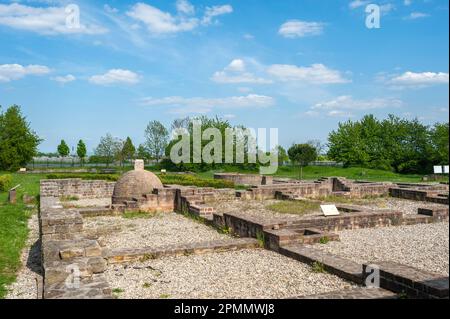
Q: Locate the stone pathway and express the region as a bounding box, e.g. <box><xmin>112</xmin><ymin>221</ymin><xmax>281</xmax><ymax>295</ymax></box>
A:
<box><xmin>5</xmin><ymin>213</ymin><xmax>42</xmax><ymax>299</ymax></box>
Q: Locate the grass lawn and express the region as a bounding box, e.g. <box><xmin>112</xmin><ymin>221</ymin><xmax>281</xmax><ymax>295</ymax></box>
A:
<box><xmin>197</xmin><ymin>165</ymin><xmax>448</xmax><ymax>183</ymax></box>
<box><xmin>266</xmin><ymin>200</ymin><xmax>320</xmax><ymax>216</ymax></box>
<box><xmin>0</xmin><ymin>172</ymin><xmax>44</xmax><ymax>298</ymax></box>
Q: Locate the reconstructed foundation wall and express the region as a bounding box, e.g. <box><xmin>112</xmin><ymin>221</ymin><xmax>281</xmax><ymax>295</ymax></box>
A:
<box><xmin>40</xmin><ymin>179</ymin><xmax>116</xmax><ymax>199</ymax></box>
<box><xmin>39</xmin><ymin>197</ymin><xmax>111</xmax><ymax>299</ymax></box>
<box><xmin>214</xmin><ymin>173</ymin><xmax>273</xmax><ymax>186</ymax></box>
<box><xmin>390</xmin><ymin>187</ymin><xmax>449</xmax><ymax>205</ymax></box>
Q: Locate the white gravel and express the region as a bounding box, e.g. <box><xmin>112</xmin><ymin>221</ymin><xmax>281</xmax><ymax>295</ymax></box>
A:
<box><xmin>313</xmin><ymin>222</ymin><xmax>449</xmax><ymax>276</ymax></box>
<box><xmin>105</xmin><ymin>249</ymin><xmax>356</xmax><ymax>299</ymax></box>
<box><xmin>357</xmin><ymin>198</ymin><xmax>448</xmax><ymax>215</ymax></box>
<box><xmin>83</xmin><ymin>213</ymin><xmax>233</xmax><ymax>250</ymax></box>
<box><xmin>5</xmin><ymin>213</ymin><xmax>42</xmax><ymax>299</ymax></box>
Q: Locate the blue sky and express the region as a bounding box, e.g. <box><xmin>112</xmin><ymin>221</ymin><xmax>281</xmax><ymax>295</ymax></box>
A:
<box><xmin>0</xmin><ymin>0</ymin><xmax>448</xmax><ymax>153</ymax></box>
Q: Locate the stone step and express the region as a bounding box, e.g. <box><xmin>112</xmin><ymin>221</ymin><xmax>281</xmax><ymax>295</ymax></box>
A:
<box><xmin>279</xmin><ymin>244</ymin><xmax>363</xmax><ymax>284</ymax></box>
<box><xmin>45</xmin><ymin>274</ymin><xmax>112</xmax><ymax>299</ymax></box>
<box><xmin>104</xmin><ymin>238</ymin><xmax>261</xmax><ymax>264</ymax></box>
<box><xmin>363</xmin><ymin>261</ymin><xmax>449</xmax><ymax>299</ymax></box>
<box><xmin>295</xmin><ymin>287</ymin><xmax>398</xmax><ymax>299</ymax></box>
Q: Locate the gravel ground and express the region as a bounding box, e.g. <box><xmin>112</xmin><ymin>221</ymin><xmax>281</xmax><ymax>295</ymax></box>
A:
<box><xmin>357</xmin><ymin>198</ymin><xmax>448</xmax><ymax>215</ymax></box>
<box><xmin>105</xmin><ymin>249</ymin><xmax>356</xmax><ymax>299</ymax></box>
<box><xmin>313</xmin><ymin>222</ymin><xmax>449</xmax><ymax>276</ymax></box>
<box><xmin>211</xmin><ymin>200</ymin><xmax>316</xmax><ymax>221</ymax></box>
<box><xmin>6</xmin><ymin>213</ymin><xmax>42</xmax><ymax>299</ymax></box>
<box><xmin>83</xmin><ymin>213</ymin><xmax>233</xmax><ymax>250</ymax></box>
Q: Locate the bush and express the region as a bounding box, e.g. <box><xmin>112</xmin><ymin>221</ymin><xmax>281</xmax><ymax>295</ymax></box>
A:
<box><xmin>0</xmin><ymin>174</ymin><xmax>12</xmax><ymax>192</ymax></box>
<box><xmin>46</xmin><ymin>173</ymin><xmax>119</xmax><ymax>181</ymax></box>
<box><xmin>44</xmin><ymin>172</ymin><xmax>235</xmax><ymax>189</ymax></box>
<box><xmin>159</xmin><ymin>174</ymin><xmax>234</xmax><ymax>189</ymax></box>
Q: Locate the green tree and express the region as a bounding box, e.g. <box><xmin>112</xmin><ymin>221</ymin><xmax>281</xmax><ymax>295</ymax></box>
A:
<box><xmin>165</xmin><ymin>116</ymin><xmax>260</xmax><ymax>172</ymax></box>
<box><xmin>77</xmin><ymin>140</ymin><xmax>87</xmax><ymax>166</ymax></box>
<box><xmin>0</xmin><ymin>105</ymin><xmax>41</xmax><ymax>171</ymax></box>
<box><xmin>57</xmin><ymin>140</ymin><xmax>70</xmax><ymax>157</ymax></box>
<box><xmin>94</xmin><ymin>133</ymin><xmax>121</xmax><ymax>167</ymax></box>
<box><xmin>276</xmin><ymin>145</ymin><xmax>289</xmax><ymax>166</ymax></box>
<box><xmin>288</xmin><ymin>144</ymin><xmax>318</xmax><ymax>180</ymax></box>
<box><xmin>137</xmin><ymin>144</ymin><xmax>151</xmax><ymax>162</ymax></box>
<box><xmin>430</xmin><ymin>122</ymin><xmax>449</xmax><ymax>165</ymax></box>
<box><xmin>122</xmin><ymin>137</ymin><xmax>136</xmax><ymax>163</ymax></box>
<box><xmin>327</xmin><ymin>114</ymin><xmax>440</xmax><ymax>173</ymax></box>
<box><xmin>145</xmin><ymin>121</ymin><xmax>169</xmax><ymax>163</ymax></box>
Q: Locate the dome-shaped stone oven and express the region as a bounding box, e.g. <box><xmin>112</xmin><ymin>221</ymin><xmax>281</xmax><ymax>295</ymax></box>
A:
<box><xmin>112</xmin><ymin>168</ymin><xmax>163</xmax><ymax>204</ymax></box>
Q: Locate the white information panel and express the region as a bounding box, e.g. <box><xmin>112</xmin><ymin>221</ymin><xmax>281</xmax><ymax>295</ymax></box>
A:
<box><xmin>321</xmin><ymin>205</ymin><xmax>340</xmax><ymax>217</ymax></box>
<box><xmin>434</xmin><ymin>166</ymin><xmax>443</xmax><ymax>174</ymax></box>
<box><xmin>444</xmin><ymin>166</ymin><xmax>449</xmax><ymax>174</ymax></box>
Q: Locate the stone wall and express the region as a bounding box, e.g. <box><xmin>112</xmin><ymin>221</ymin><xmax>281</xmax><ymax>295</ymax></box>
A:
<box><xmin>40</xmin><ymin>179</ymin><xmax>115</xmax><ymax>199</ymax></box>
<box><xmin>390</xmin><ymin>187</ymin><xmax>449</xmax><ymax>205</ymax></box>
<box><xmin>214</xmin><ymin>173</ymin><xmax>273</xmax><ymax>186</ymax></box>
<box><xmin>39</xmin><ymin>196</ymin><xmax>111</xmax><ymax>299</ymax></box>
<box><xmin>362</xmin><ymin>262</ymin><xmax>449</xmax><ymax>299</ymax></box>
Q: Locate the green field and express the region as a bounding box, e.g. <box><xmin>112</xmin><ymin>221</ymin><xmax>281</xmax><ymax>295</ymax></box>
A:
<box><xmin>0</xmin><ymin>173</ymin><xmax>43</xmax><ymax>298</ymax></box>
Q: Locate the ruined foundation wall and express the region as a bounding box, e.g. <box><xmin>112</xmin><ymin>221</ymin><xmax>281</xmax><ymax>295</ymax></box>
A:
<box><xmin>214</xmin><ymin>173</ymin><xmax>273</xmax><ymax>186</ymax></box>
<box><xmin>40</xmin><ymin>179</ymin><xmax>116</xmax><ymax>199</ymax></box>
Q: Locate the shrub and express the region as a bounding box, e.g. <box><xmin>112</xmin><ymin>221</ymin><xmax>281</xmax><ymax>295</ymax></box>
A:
<box><xmin>0</xmin><ymin>174</ymin><xmax>12</xmax><ymax>192</ymax></box>
<box><xmin>311</xmin><ymin>261</ymin><xmax>326</xmax><ymax>273</ymax></box>
<box><xmin>45</xmin><ymin>172</ymin><xmax>235</xmax><ymax>189</ymax></box>
<box><xmin>159</xmin><ymin>174</ymin><xmax>234</xmax><ymax>189</ymax></box>
<box><xmin>46</xmin><ymin>173</ymin><xmax>119</xmax><ymax>181</ymax></box>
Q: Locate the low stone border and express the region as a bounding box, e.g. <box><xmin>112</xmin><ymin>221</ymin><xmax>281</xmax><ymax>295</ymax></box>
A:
<box><xmin>363</xmin><ymin>262</ymin><xmax>449</xmax><ymax>299</ymax></box>
<box><xmin>103</xmin><ymin>238</ymin><xmax>260</xmax><ymax>264</ymax></box>
<box><xmin>264</xmin><ymin>228</ymin><xmax>339</xmax><ymax>251</ymax></box>
<box><xmin>294</xmin><ymin>287</ymin><xmax>397</xmax><ymax>299</ymax></box>
<box><xmin>390</xmin><ymin>187</ymin><xmax>449</xmax><ymax>205</ymax></box>
<box><xmin>279</xmin><ymin>244</ymin><xmax>364</xmax><ymax>284</ymax></box>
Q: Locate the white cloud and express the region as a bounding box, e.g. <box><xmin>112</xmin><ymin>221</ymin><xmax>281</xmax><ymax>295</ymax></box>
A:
<box><xmin>312</xmin><ymin>95</ymin><xmax>403</xmax><ymax>110</ymax></box>
<box><xmin>0</xmin><ymin>63</ymin><xmax>50</xmax><ymax>82</ymax></box>
<box><xmin>327</xmin><ymin>110</ymin><xmax>354</xmax><ymax>118</ymax></box>
<box><xmin>52</xmin><ymin>74</ymin><xmax>76</xmax><ymax>84</ymax></box>
<box><xmin>212</xmin><ymin>59</ymin><xmax>272</xmax><ymax>84</ymax></box>
<box><xmin>0</xmin><ymin>3</ymin><xmax>108</xmax><ymax>35</ymax></box>
<box><xmin>267</xmin><ymin>64</ymin><xmax>350</xmax><ymax>84</ymax></box>
<box><xmin>140</xmin><ymin>94</ymin><xmax>275</xmax><ymax>114</ymax></box>
<box><xmin>404</xmin><ymin>12</ymin><xmax>430</xmax><ymax>20</ymax></box>
<box><xmin>349</xmin><ymin>1</ymin><xmax>370</xmax><ymax>10</ymax></box>
<box><xmin>89</xmin><ymin>69</ymin><xmax>140</xmax><ymax>85</ymax></box>
<box><xmin>202</xmin><ymin>5</ymin><xmax>233</xmax><ymax>25</ymax></box>
<box><xmin>380</xmin><ymin>3</ymin><xmax>395</xmax><ymax>14</ymax></box>
<box><xmin>278</xmin><ymin>20</ymin><xmax>324</xmax><ymax>38</ymax></box>
<box><xmin>127</xmin><ymin>2</ymin><xmax>198</xmax><ymax>34</ymax></box>
<box><xmin>388</xmin><ymin>71</ymin><xmax>449</xmax><ymax>88</ymax></box>
<box><xmin>104</xmin><ymin>4</ymin><xmax>119</xmax><ymax>14</ymax></box>
<box><xmin>176</xmin><ymin>0</ymin><xmax>195</xmax><ymax>15</ymax></box>
<box><xmin>404</xmin><ymin>0</ymin><xmax>412</xmax><ymax>6</ymax></box>
<box><xmin>226</xmin><ymin>59</ymin><xmax>245</xmax><ymax>72</ymax></box>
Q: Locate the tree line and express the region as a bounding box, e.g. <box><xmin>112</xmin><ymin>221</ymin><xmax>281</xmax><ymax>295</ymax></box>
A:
<box><xmin>327</xmin><ymin>114</ymin><xmax>449</xmax><ymax>174</ymax></box>
<box><xmin>1</xmin><ymin>104</ymin><xmax>448</xmax><ymax>175</ymax></box>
